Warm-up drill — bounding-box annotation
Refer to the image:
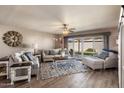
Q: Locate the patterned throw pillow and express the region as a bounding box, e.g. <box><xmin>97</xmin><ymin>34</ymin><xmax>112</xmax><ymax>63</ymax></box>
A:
<box><xmin>24</xmin><ymin>52</ymin><xmax>34</xmax><ymax>61</ymax></box>
<box><xmin>97</xmin><ymin>51</ymin><xmax>109</xmax><ymax>59</ymax></box>
<box><xmin>20</xmin><ymin>54</ymin><xmax>29</xmax><ymax>62</ymax></box>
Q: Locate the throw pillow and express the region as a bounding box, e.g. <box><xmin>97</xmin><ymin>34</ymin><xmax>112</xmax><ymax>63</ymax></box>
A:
<box><xmin>97</xmin><ymin>51</ymin><xmax>109</xmax><ymax>59</ymax></box>
<box><xmin>20</xmin><ymin>54</ymin><xmax>30</xmax><ymax>61</ymax></box>
<box><xmin>103</xmin><ymin>49</ymin><xmax>118</xmax><ymax>54</ymax></box>
<box><xmin>15</xmin><ymin>53</ymin><xmax>23</xmax><ymax>62</ymax></box>
<box><xmin>24</xmin><ymin>52</ymin><xmax>34</xmax><ymax>61</ymax></box>
<box><xmin>58</xmin><ymin>50</ymin><xmax>62</xmax><ymax>55</ymax></box>
<box><xmin>49</xmin><ymin>50</ymin><xmax>56</xmax><ymax>55</ymax></box>
<box><xmin>53</xmin><ymin>49</ymin><xmax>59</xmax><ymax>55</ymax></box>
<box><xmin>64</xmin><ymin>49</ymin><xmax>69</xmax><ymax>54</ymax></box>
<box><xmin>44</xmin><ymin>50</ymin><xmax>50</xmax><ymax>55</ymax></box>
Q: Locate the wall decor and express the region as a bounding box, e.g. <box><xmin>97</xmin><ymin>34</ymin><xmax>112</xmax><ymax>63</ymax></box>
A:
<box><xmin>2</xmin><ymin>31</ymin><xmax>23</xmax><ymax>47</ymax></box>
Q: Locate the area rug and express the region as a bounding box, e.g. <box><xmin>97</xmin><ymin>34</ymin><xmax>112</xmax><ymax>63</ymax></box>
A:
<box><xmin>40</xmin><ymin>59</ymin><xmax>91</xmax><ymax>79</ymax></box>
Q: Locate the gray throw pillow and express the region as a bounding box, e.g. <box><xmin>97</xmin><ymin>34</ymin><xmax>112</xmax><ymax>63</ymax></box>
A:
<box><xmin>58</xmin><ymin>50</ymin><xmax>61</xmax><ymax>55</ymax></box>
<box><xmin>49</xmin><ymin>50</ymin><xmax>56</xmax><ymax>55</ymax></box>
<box><xmin>65</xmin><ymin>50</ymin><xmax>69</xmax><ymax>54</ymax></box>
<box><xmin>44</xmin><ymin>50</ymin><xmax>50</xmax><ymax>55</ymax></box>
<box><xmin>97</xmin><ymin>51</ymin><xmax>109</xmax><ymax>59</ymax></box>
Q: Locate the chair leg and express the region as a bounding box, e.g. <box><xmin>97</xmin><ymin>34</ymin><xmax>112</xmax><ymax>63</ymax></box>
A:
<box><xmin>28</xmin><ymin>66</ymin><xmax>31</xmax><ymax>82</ymax></box>
<box><xmin>11</xmin><ymin>80</ymin><xmax>14</xmax><ymax>85</ymax></box>
<box><xmin>36</xmin><ymin>68</ymin><xmax>39</xmax><ymax>80</ymax></box>
<box><xmin>10</xmin><ymin>69</ymin><xmax>14</xmax><ymax>85</ymax></box>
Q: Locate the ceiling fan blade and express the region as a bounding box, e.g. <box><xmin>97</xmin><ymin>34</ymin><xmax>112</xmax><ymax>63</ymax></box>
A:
<box><xmin>59</xmin><ymin>27</ymin><xmax>65</xmax><ymax>29</ymax></box>
<box><xmin>63</xmin><ymin>24</ymin><xmax>69</xmax><ymax>27</ymax></box>
<box><xmin>69</xmin><ymin>30</ymin><xmax>74</xmax><ymax>33</ymax></box>
<box><xmin>69</xmin><ymin>28</ymin><xmax>76</xmax><ymax>30</ymax></box>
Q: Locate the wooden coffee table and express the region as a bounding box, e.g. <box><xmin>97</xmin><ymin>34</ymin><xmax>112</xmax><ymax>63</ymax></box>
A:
<box><xmin>54</xmin><ymin>56</ymin><xmax>65</xmax><ymax>61</ymax></box>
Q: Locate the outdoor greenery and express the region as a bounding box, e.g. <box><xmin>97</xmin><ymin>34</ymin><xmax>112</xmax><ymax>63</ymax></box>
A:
<box><xmin>83</xmin><ymin>48</ymin><xmax>97</xmax><ymax>56</ymax></box>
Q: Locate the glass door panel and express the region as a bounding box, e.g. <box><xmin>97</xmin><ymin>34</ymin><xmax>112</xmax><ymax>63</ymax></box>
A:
<box><xmin>67</xmin><ymin>36</ymin><xmax>104</xmax><ymax>56</ymax></box>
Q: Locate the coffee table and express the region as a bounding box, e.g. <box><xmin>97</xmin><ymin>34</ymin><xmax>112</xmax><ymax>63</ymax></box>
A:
<box><xmin>54</xmin><ymin>56</ymin><xmax>65</xmax><ymax>61</ymax></box>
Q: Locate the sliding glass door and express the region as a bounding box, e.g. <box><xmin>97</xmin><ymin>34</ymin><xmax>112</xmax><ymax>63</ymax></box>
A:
<box><xmin>67</xmin><ymin>36</ymin><xmax>104</xmax><ymax>56</ymax></box>
<box><xmin>83</xmin><ymin>36</ymin><xmax>104</xmax><ymax>54</ymax></box>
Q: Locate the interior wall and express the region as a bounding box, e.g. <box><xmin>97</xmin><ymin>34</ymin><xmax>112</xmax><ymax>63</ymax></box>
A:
<box><xmin>0</xmin><ymin>25</ymin><xmax>55</xmax><ymax>57</ymax></box>
<box><xmin>109</xmin><ymin>28</ymin><xmax>118</xmax><ymax>50</ymax></box>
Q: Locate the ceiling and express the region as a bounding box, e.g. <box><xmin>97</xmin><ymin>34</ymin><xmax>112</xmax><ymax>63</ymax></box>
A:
<box><xmin>0</xmin><ymin>5</ymin><xmax>121</xmax><ymax>34</ymax></box>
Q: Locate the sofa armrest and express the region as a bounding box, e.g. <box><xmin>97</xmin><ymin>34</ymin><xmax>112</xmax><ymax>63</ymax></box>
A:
<box><xmin>104</xmin><ymin>56</ymin><xmax>118</xmax><ymax>69</ymax></box>
<box><xmin>10</xmin><ymin>62</ymin><xmax>31</xmax><ymax>67</ymax></box>
<box><xmin>29</xmin><ymin>56</ymin><xmax>40</xmax><ymax>68</ymax></box>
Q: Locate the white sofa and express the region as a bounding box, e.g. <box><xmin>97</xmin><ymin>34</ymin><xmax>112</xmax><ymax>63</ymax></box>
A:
<box><xmin>82</xmin><ymin>52</ymin><xmax>118</xmax><ymax>70</ymax></box>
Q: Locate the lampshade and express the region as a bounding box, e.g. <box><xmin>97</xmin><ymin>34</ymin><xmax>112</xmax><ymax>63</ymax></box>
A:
<box><xmin>32</xmin><ymin>43</ymin><xmax>38</xmax><ymax>49</ymax></box>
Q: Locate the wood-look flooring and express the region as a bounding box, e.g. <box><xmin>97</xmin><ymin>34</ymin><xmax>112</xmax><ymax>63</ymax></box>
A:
<box><xmin>2</xmin><ymin>68</ymin><xmax>117</xmax><ymax>88</ymax></box>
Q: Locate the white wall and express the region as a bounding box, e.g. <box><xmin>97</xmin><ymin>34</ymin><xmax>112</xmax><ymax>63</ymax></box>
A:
<box><xmin>0</xmin><ymin>25</ymin><xmax>55</xmax><ymax>57</ymax></box>
<box><xmin>119</xmin><ymin>23</ymin><xmax>124</xmax><ymax>88</ymax></box>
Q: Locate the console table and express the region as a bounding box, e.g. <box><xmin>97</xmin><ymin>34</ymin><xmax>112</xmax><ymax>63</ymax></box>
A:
<box><xmin>0</xmin><ymin>61</ymin><xmax>9</xmax><ymax>79</ymax></box>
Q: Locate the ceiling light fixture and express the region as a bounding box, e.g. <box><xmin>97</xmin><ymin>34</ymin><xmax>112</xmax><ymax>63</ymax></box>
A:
<box><xmin>63</xmin><ymin>29</ymin><xmax>69</xmax><ymax>35</ymax></box>
<box><xmin>62</xmin><ymin>24</ymin><xmax>75</xmax><ymax>35</ymax></box>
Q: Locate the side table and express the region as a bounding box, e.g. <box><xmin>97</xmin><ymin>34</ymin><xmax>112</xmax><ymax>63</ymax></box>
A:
<box><xmin>0</xmin><ymin>61</ymin><xmax>9</xmax><ymax>79</ymax></box>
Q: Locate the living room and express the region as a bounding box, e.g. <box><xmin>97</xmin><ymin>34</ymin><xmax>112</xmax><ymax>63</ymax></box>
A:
<box><xmin>0</xmin><ymin>5</ymin><xmax>121</xmax><ymax>88</ymax></box>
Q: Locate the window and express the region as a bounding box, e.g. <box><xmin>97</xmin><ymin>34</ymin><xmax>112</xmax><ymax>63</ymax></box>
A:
<box><xmin>67</xmin><ymin>36</ymin><xmax>104</xmax><ymax>56</ymax></box>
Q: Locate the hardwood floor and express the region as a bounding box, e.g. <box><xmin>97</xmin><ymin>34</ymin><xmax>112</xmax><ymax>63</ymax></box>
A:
<box><xmin>14</xmin><ymin>68</ymin><xmax>118</xmax><ymax>88</ymax></box>
<box><xmin>0</xmin><ymin>68</ymin><xmax>118</xmax><ymax>88</ymax></box>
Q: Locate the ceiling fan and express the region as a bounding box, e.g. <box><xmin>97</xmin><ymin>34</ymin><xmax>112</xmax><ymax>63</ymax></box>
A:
<box><xmin>61</xmin><ymin>24</ymin><xmax>76</xmax><ymax>35</ymax></box>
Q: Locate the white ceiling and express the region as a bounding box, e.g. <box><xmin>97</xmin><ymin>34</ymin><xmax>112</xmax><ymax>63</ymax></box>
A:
<box><xmin>0</xmin><ymin>5</ymin><xmax>121</xmax><ymax>34</ymax></box>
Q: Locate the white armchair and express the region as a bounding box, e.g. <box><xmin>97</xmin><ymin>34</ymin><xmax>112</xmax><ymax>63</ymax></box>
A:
<box><xmin>9</xmin><ymin>56</ymin><xmax>31</xmax><ymax>85</ymax></box>
<box><xmin>9</xmin><ymin>51</ymin><xmax>40</xmax><ymax>85</ymax></box>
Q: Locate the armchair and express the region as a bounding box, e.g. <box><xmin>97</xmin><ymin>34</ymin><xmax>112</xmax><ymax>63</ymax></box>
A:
<box><xmin>9</xmin><ymin>51</ymin><xmax>40</xmax><ymax>85</ymax></box>
<box><xmin>9</xmin><ymin>56</ymin><xmax>31</xmax><ymax>85</ymax></box>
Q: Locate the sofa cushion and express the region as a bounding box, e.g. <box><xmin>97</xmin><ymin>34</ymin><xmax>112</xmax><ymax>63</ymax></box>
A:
<box><xmin>83</xmin><ymin>56</ymin><xmax>104</xmax><ymax>70</ymax></box>
<box><xmin>44</xmin><ymin>55</ymin><xmax>54</xmax><ymax>59</ymax></box>
<box><xmin>54</xmin><ymin>55</ymin><xmax>62</xmax><ymax>57</ymax></box>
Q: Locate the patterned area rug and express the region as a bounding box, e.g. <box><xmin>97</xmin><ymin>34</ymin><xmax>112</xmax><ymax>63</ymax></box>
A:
<box><xmin>41</xmin><ymin>59</ymin><xmax>91</xmax><ymax>79</ymax></box>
